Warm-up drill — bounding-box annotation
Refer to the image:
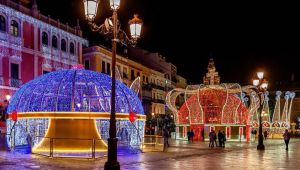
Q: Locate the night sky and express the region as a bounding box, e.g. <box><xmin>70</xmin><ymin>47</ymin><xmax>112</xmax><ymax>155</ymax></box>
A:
<box><xmin>35</xmin><ymin>0</ymin><xmax>300</xmax><ymax>89</ymax></box>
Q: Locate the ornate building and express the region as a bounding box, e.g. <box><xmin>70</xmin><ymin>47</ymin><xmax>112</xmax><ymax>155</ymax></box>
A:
<box><xmin>203</xmin><ymin>58</ymin><xmax>220</xmax><ymax>85</ymax></box>
<box><xmin>0</xmin><ymin>0</ymin><xmax>88</xmax><ymax>102</ymax></box>
<box><xmin>83</xmin><ymin>46</ymin><xmax>178</xmax><ymax>120</ymax></box>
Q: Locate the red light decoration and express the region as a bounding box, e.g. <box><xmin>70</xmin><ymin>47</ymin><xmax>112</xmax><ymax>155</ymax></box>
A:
<box><xmin>129</xmin><ymin>111</ymin><xmax>137</xmax><ymax>122</ymax></box>
<box><xmin>11</xmin><ymin>110</ymin><xmax>18</xmax><ymax>122</ymax></box>
<box><xmin>178</xmin><ymin>89</ymin><xmax>249</xmax><ymax>125</ymax></box>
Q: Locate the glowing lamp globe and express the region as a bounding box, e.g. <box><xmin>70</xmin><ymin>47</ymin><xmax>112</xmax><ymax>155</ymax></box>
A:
<box><xmin>6</xmin><ymin>69</ymin><xmax>145</xmax><ymax>154</ymax></box>
<box><xmin>129</xmin><ymin>14</ymin><xmax>143</xmax><ymax>41</ymax></box>
<box><xmin>257</xmin><ymin>72</ymin><xmax>264</xmax><ymax>79</ymax></box>
<box><xmin>253</xmin><ymin>79</ymin><xmax>259</xmax><ymax>86</ymax></box>
<box><xmin>110</xmin><ymin>0</ymin><xmax>120</xmax><ymax>10</ymax></box>
<box><xmin>83</xmin><ymin>0</ymin><xmax>100</xmax><ymax>20</ymax></box>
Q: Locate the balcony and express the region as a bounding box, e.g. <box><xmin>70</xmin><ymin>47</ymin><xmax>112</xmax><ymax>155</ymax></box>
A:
<box><xmin>9</xmin><ymin>35</ymin><xmax>22</xmax><ymax>46</ymax></box>
<box><xmin>10</xmin><ymin>78</ymin><xmax>22</xmax><ymax>88</ymax></box>
<box><xmin>142</xmin><ymin>96</ymin><xmax>152</xmax><ymax>103</ymax></box>
<box><xmin>0</xmin><ymin>76</ymin><xmax>3</xmax><ymax>86</ymax></box>
<box><xmin>0</xmin><ymin>31</ymin><xmax>8</xmax><ymax>42</ymax></box>
<box><xmin>42</xmin><ymin>45</ymin><xmax>51</xmax><ymax>59</ymax></box>
<box><xmin>142</xmin><ymin>84</ymin><xmax>152</xmax><ymax>91</ymax></box>
<box><xmin>70</xmin><ymin>55</ymin><xmax>77</xmax><ymax>64</ymax></box>
<box><xmin>150</xmin><ymin>83</ymin><xmax>165</xmax><ymax>91</ymax></box>
<box><xmin>152</xmin><ymin>99</ymin><xmax>165</xmax><ymax>104</ymax></box>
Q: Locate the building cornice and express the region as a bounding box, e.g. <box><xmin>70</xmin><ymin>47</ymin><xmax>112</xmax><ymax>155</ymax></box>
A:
<box><xmin>0</xmin><ymin>4</ymin><xmax>88</xmax><ymax>46</ymax></box>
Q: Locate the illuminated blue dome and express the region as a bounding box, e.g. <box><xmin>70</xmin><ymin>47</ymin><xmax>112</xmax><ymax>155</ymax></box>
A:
<box><xmin>8</xmin><ymin>69</ymin><xmax>144</xmax><ymax>114</ymax></box>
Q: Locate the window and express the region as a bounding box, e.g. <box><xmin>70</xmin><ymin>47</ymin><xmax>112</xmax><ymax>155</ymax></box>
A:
<box><xmin>42</xmin><ymin>32</ymin><xmax>48</xmax><ymax>46</ymax></box>
<box><xmin>61</xmin><ymin>39</ymin><xmax>66</xmax><ymax>52</ymax></box>
<box><xmin>131</xmin><ymin>69</ymin><xmax>135</xmax><ymax>80</ymax></box>
<box><xmin>117</xmin><ymin>65</ymin><xmax>121</xmax><ymax>73</ymax></box>
<box><xmin>107</xmin><ymin>63</ymin><xmax>111</xmax><ymax>75</ymax></box>
<box><xmin>0</xmin><ymin>15</ymin><xmax>6</xmax><ymax>32</ymax></box>
<box><xmin>102</xmin><ymin>61</ymin><xmax>106</xmax><ymax>73</ymax></box>
<box><xmin>11</xmin><ymin>63</ymin><xmax>19</xmax><ymax>79</ymax></box>
<box><xmin>43</xmin><ymin>70</ymin><xmax>50</xmax><ymax>74</ymax></box>
<box><xmin>10</xmin><ymin>20</ymin><xmax>19</xmax><ymax>36</ymax></box>
<box><xmin>70</xmin><ymin>42</ymin><xmax>75</xmax><ymax>54</ymax></box>
<box><xmin>52</xmin><ymin>35</ymin><xmax>58</xmax><ymax>48</ymax></box>
<box><xmin>85</xmin><ymin>60</ymin><xmax>90</xmax><ymax>70</ymax></box>
<box><xmin>123</xmin><ymin>67</ymin><xmax>128</xmax><ymax>79</ymax></box>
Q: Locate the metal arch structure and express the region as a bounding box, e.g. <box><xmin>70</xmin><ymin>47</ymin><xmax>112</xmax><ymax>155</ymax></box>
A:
<box><xmin>166</xmin><ymin>83</ymin><xmax>295</xmax><ymax>140</ymax></box>
<box><xmin>6</xmin><ymin>69</ymin><xmax>145</xmax><ymax>154</ymax></box>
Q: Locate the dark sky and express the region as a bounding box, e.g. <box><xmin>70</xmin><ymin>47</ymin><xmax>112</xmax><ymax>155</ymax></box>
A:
<box><xmin>35</xmin><ymin>0</ymin><xmax>300</xmax><ymax>89</ymax></box>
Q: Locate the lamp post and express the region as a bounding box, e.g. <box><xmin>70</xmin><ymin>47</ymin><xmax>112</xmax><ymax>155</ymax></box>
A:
<box><xmin>252</xmin><ymin>71</ymin><xmax>268</xmax><ymax>150</ymax></box>
<box><xmin>83</xmin><ymin>0</ymin><xmax>142</xmax><ymax>169</ymax></box>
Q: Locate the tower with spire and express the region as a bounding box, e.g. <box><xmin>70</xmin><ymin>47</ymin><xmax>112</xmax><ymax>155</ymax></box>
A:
<box><xmin>203</xmin><ymin>58</ymin><xmax>220</xmax><ymax>85</ymax></box>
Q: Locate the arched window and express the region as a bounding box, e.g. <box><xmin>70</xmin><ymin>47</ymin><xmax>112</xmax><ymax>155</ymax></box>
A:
<box><xmin>42</xmin><ymin>32</ymin><xmax>48</xmax><ymax>46</ymax></box>
<box><xmin>0</xmin><ymin>15</ymin><xmax>6</xmax><ymax>32</ymax></box>
<box><xmin>61</xmin><ymin>39</ymin><xmax>66</xmax><ymax>52</ymax></box>
<box><xmin>10</xmin><ymin>20</ymin><xmax>19</xmax><ymax>36</ymax></box>
<box><xmin>70</xmin><ymin>42</ymin><xmax>75</xmax><ymax>54</ymax></box>
<box><xmin>52</xmin><ymin>35</ymin><xmax>58</xmax><ymax>48</ymax></box>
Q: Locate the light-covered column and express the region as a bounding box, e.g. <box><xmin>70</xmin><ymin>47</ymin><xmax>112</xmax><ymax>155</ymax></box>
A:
<box><xmin>33</xmin><ymin>25</ymin><xmax>39</xmax><ymax>77</ymax></box>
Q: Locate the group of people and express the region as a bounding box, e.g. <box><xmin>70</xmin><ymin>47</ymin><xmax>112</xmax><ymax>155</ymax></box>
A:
<box><xmin>187</xmin><ymin>130</ymin><xmax>194</xmax><ymax>142</ymax></box>
<box><xmin>209</xmin><ymin>130</ymin><xmax>226</xmax><ymax>148</ymax></box>
<box><xmin>251</xmin><ymin>129</ymin><xmax>269</xmax><ymax>141</ymax></box>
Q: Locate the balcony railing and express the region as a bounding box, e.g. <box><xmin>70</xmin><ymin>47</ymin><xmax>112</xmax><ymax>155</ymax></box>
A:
<box><xmin>142</xmin><ymin>84</ymin><xmax>152</xmax><ymax>91</ymax></box>
<box><xmin>152</xmin><ymin>99</ymin><xmax>165</xmax><ymax>104</ymax></box>
<box><xmin>9</xmin><ymin>35</ymin><xmax>22</xmax><ymax>46</ymax></box>
<box><xmin>0</xmin><ymin>76</ymin><xmax>4</xmax><ymax>86</ymax></box>
<box><xmin>52</xmin><ymin>48</ymin><xmax>60</xmax><ymax>59</ymax></box>
<box><xmin>150</xmin><ymin>83</ymin><xmax>165</xmax><ymax>91</ymax></box>
<box><xmin>0</xmin><ymin>31</ymin><xmax>8</xmax><ymax>41</ymax></box>
<box><xmin>10</xmin><ymin>78</ymin><xmax>22</xmax><ymax>88</ymax></box>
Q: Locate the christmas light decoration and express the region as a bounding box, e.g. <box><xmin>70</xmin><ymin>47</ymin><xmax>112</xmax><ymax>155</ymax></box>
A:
<box><xmin>166</xmin><ymin>84</ymin><xmax>295</xmax><ymax>140</ymax></box>
<box><xmin>6</xmin><ymin>69</ymin><xmax>145</xmax><ymax>154</ymax></box>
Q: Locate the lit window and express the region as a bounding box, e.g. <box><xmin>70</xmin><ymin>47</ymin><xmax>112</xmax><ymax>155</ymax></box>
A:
<box><xmin>10</xmin><ymin>20</ymin><xmax>19</xmax><ymax>36</ymax></box>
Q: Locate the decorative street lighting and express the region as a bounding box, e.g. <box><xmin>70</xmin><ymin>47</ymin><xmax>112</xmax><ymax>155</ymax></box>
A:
<box><xmin>252</xmin><ymin>71</ymin><xmax>268</xmax><ymax>150</ymax></box>
<box><xmin>83</xmin><ymin>0</ymin><xmax>142</xmax><ymax>169</ymax></box>
<box><xmin>5</xmin><ymin>95</ymin><xmax>11</xmax><ymax>101</ymax></box>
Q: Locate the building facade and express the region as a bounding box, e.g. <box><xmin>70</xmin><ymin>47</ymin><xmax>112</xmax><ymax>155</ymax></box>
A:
<box><xmin>83</xmin><ymin>46</ymin><xmax>185</xmax><ymax>119</ymax></box>
<box><xmin>0</xmin><ymin>0</ymin><xmax>87</xmax><ymax>102</ymax></box>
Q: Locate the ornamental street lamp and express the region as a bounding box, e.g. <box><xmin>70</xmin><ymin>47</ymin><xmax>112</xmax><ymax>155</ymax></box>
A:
<box><xmin>83</xmin><ymin>0</ymin><xmax>143</xmax><ymax>169</ymax></box>
<box><xmin>252</xmin><ymin>71</ymin><xmax>268</xmax><ymax>150</ymax></box>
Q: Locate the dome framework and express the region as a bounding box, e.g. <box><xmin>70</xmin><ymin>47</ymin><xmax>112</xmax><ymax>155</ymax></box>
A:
<box><xmin>6</xmin><ymin>69</ymin><xmax>145</xmax><ymax>156</ymax></box>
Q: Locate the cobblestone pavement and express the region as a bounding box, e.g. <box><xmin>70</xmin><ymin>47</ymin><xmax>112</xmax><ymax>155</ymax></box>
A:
<box><xmin>0</xmin><ymin>139</ymin><xmax>299</xmax><ymax>170</ymax></box>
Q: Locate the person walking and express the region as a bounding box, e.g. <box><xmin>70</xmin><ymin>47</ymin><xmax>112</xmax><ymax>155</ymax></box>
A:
<box><xmin>187</xmin><ymin>130</ymin><xmax>191</xmax><ymax>141</ymax></box>
<box><xmin>209</xmin><ymin>131</ymin><xmax>214</xmax><ymax>147</ymax></box>
<box><xmin>201</xmin><ymin>129</ymin><xmax>205</xmax><ymax>141</ymax></box>
<box><xmin>190</xmin><ymin>130</ymin><xmax>194</xmax><ymax>142</ymax></box>
<box><xmin>254</xmin><ymin>129</ymin><xmax>257</xmax><ymax>141</ymax></box>
<box><xmin>264</xmin><ymin>130</ymin><xmax>268</xmax><ymax>140</ymax></box>
<box><xmin>283</xmin><ymin>129</ymin><xmax>291</xmax><ymax>150</ymax></box>
<box><xmin>218</xmin><ymin>130</ymin><xmax>223</xmax><ymax>147</ymax></box>
<box><xmin>213</xmin><ymin>130</ymin><xmax>218</xmax><ymax>147</ymax></box>
<box><xmin>222</xmin><ymin>131</ymin><xmax>226</xmax><ymax>148</ymax></box>
<box><xmin>163</xmin><ymin>127</ymin><xmax>170</xmax><ymax>151</ymax></box>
